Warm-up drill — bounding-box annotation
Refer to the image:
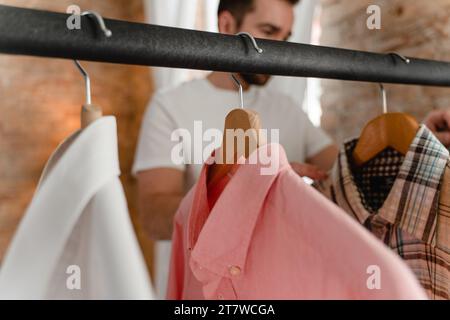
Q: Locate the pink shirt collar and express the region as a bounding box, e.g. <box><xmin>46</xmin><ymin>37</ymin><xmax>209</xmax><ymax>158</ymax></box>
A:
<box><xmin>187</xmin><ymin>143</ymin><xmax>291</xmax><ymax>279</ymax></box>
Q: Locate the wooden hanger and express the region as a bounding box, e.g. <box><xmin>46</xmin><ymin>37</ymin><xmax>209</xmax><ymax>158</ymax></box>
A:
<box><xmin>353</xmin><ymin>84</ymin><xmax>419</xmax><ymax>166</ymax></box>
<box><xmin>207</xmin><ymin>33</ymin><xmax>265</xmax><ymax>186</ymax></box>
<box><xmin>81</xmin><ymin>104</ymin><xmax>102</xmax><ymax>129</ymax></box>
<box><xmin>207</xmin><ymin>75</ymin><xmax>264</xmax><ymax>187</ymax></box>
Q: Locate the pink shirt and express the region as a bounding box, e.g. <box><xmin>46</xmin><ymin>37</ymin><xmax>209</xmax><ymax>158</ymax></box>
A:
<box><xmin>167</xmin><ymin>144</ymin><xmax>427</xmax><ymax>300</ymax></box>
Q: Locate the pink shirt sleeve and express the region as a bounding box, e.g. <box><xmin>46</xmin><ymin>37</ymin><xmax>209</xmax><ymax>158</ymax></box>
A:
<box><xmin>281</xmin><ymin>169</ymin><xmax>427</xmax><ymax>299</ymax></box>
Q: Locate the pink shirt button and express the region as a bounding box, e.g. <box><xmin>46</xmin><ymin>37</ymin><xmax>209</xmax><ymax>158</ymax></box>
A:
<box><xmin>229</xmin><ymin>266</ymin><xmax>241</xmax><ymax>276</ymax></box>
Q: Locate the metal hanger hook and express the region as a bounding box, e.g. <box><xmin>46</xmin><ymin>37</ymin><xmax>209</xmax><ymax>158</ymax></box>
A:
<box><xmin>73</xmin><ymin>11</ymin><xmax>112</xmax><ymax>105</ymax></box>
<box><xmin>231</xmin><ymin>74</ymin><xmax>244</xmax><ymax>109</ymax></box>
<box><xmin>379</xmin><ymin>83</ymin><xmax>387</xmax><ymax>114</ymax></box>
<box><xmin>389</xmin><ymin>52</ymin><xmax>410</xmax><ymax>64</ymax></box>
<box><xmin>230</xmin><ymin>32</ymin><xmax>261</xmax><ymax>109</ymax></box>
<box><xmin>74</xmin><ymin>60</ymin><xmax>92</xmax><ymax>105</ymax></box>
<box><xmin>236</xmin><ymin>32</ymin><xmax>263</xmax><ymax>54</ymax></box>
<box><xmin>81</xmin><ymin>10</ymin><xmax>112</xmax><ymax>38</ymax></box>
<box><xmin>378</xmin><ymin>53</ymin><xmax>408</xmax><ymax>113</ymax></box>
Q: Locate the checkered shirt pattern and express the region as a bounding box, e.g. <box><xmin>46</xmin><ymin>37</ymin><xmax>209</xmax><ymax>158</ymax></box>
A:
<box><xmin>316</xmin><ymin>125</ymin><xmax>450</xmax><ymax>299</ymax></box>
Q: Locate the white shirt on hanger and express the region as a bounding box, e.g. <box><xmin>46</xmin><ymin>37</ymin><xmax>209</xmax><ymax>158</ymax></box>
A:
<box><xmin>0</xmin><ymin>117</ymin><xmax>154</xmax><ymax>300</ymax></box>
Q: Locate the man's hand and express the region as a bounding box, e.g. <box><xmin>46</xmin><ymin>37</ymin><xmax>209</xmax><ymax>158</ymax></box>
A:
<box><xmin>424</xmin><ymin>109</ymin><xmax>450</xmax><ymax>148</ymax></box>
<box><xmin>290</xmin><ymin>162</ymin><xmax>328</xmax><ymax>181</ymax></box>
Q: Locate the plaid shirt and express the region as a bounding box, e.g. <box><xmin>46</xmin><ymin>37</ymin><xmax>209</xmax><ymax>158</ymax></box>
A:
<box><xmin>316</xmin><ymin>125</ymin><xmax>450</xmax><ymax>299</ymax></box>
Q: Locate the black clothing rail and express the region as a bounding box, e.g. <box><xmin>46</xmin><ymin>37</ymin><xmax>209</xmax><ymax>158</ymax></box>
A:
<box><xmin>2</xmin><ymin>4</ymin><xmax>450</xmax><ymax>87</ymax></box>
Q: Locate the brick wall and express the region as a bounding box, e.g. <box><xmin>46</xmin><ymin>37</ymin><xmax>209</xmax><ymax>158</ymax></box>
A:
<box><xmin>0</xmin><ymin>0</ymin><xmax>155</xmax><ymax>275</ymax></box>
<box><xmin>320</xmin><ymin>0</ymin><xmax>450</xmax><ymax>144</ymax></box>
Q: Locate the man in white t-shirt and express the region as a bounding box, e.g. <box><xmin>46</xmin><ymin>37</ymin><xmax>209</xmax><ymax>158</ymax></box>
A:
<box><xmin>133</xmin><ymin>0</ymin><xmax>450</xmax><ymax>240</ymax></box>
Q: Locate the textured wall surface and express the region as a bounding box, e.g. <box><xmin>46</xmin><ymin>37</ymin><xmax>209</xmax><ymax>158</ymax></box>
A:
<box><xmin>0</xmin><ymin>0</ymin><xmax>155</xmax><ymax>275</ymax></box>
<box><xmin>320</xmin><ymin>0</ymin><xmax>450</xmax><ymax>144</ymax></box>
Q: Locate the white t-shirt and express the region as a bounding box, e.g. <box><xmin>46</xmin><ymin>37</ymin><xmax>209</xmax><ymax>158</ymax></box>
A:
<box><xmin>133</xmin><ymin>78</ymin><xmax>332</xmax><ymax>190</ymax></box>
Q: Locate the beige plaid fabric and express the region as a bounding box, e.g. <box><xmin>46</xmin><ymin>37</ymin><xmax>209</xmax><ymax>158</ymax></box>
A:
<box><xmin>316</xmin><ymin>125</ymin><xmax>450</xmax><ymax>299</ymax></box>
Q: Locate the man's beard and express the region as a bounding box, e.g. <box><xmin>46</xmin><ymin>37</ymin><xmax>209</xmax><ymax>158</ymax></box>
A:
<box><xmin>239</xmin><ymin>73</ymin><xmax>271</xmax><ymax>86</ymax></box>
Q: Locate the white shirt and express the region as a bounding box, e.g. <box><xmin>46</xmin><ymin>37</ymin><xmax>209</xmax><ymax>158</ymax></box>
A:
<box><xmin>0</xmin><ymin>117</ymin><xmax>154</xmax><ymax>300</ymax></box>
<box><xmin>133</xmin><ymin>78</ymin><xmax>332</xmax><ymax>190</ymax></box>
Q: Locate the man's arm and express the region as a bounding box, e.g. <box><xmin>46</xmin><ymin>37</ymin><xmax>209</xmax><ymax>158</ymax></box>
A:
<box><xmin>290</xmin><ymin>144</ymin><xmax>339</xmax><ymax>180</ymax></box>
<box><xmin>137</xmin><ymin>168</ymin><xmax>185</xmax><ymax>240</ymax></box>
<box><xmin>306</xmin><ymin>144</ymin><xmax>339</xmax><ymax>172</ymax></box>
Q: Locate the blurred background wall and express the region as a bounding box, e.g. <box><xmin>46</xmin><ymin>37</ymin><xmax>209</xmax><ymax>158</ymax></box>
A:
<box><xmin>0</xmin><ymin>0</ymin><xmax>155</xmax><ymax>278</ymax></box>
<box><xmin>320</xmin><ymin>0</ymin><xmax>450</xmax><ymax>143</ymax></box>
